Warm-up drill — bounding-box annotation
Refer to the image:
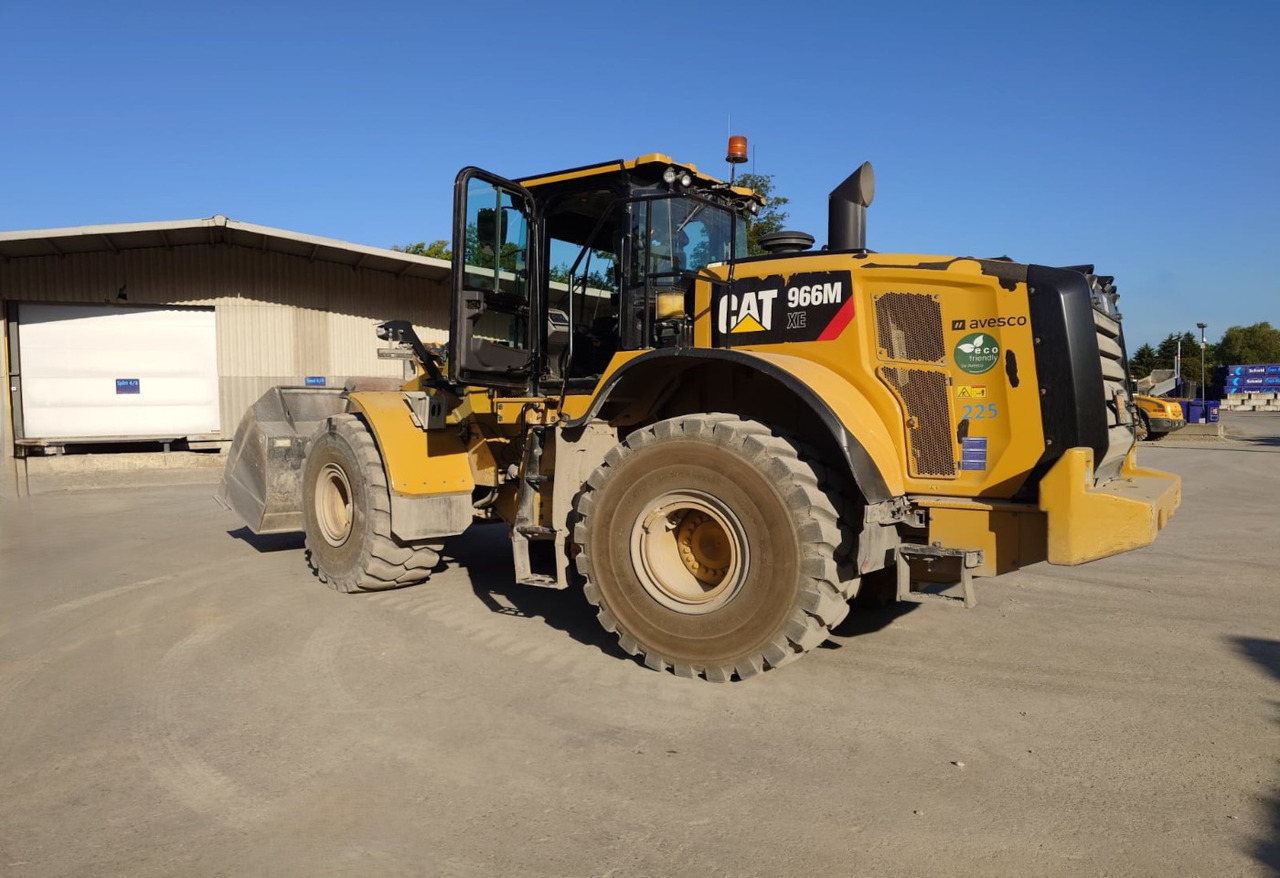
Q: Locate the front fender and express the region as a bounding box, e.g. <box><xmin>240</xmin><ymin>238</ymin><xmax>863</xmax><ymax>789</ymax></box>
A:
<box><xmin>346</xmin><ymin>390</ymin><xmax>475</xmax><ymax>541</ymax></box>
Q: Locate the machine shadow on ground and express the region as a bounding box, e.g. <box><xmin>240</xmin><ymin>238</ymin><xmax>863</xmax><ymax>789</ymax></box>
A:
<box><xmin>440</xmin><ymin>523</ymin><xmax>918</xmax><ymax>666</ymax></box>
<box><xmin>443</xmin><ymin>523</ymin><xmax>629</xmax><ymax>660</ymax></box>
<box><xmin>1232</xmin><ymin>636</ymin><xmax>1280</xmax><ymax>873</ymax></box>
<box><xmin>824</xmin><ymin>567</ymin><xmax>919</xmax><ymax>644</ymax></box>
<box><xmin>827</xmin><ymin>598</ymin><xmax>917</xmax><ymax>641</ymax></box>
<box><xmin>226</xmin><ymin>526</ymin><xmax>306</xmax><ymax>553</ymax></box>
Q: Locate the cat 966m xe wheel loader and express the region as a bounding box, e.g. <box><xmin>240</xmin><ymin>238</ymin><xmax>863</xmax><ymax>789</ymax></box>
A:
<box><xmin>219</xmin><ymin>145</ymin><xmax>1181</xmax><ymax>681</ymax></box>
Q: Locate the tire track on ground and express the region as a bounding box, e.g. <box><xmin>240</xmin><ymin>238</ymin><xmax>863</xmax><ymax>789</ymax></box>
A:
<box><xmin>132</xmin><ymin>616</ymin><xmax>263</xmax><ymax>829</ymax></box>
<box><xmin>129</xmin><ymin>588</ymin><xmax>293</xmax><ymax>829</ymax></box>
<box><xmin>0</xmin><ymin>570</ymin><xmax>213</xmax><ymax>762</ymax></box>
<box><xmin>38</xmin><ymin>573</ymin><xmax>187</xmax><ymax>619</ymax></box>
<box><xmin>354</xmin><ymin>577</ymin><xmax>709</xmax><ymax>698</ymax></box>
<box><xmin>299</xmin><ymin>622</ymin><xmax>369</xmax><ymax>713</ymax></box>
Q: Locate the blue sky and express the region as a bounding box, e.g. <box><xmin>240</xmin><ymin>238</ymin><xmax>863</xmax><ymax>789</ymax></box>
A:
<box><xmin>2</xmin><ymin>0</ymin><xmax>1276</xmax><ymax>348</ymax></box>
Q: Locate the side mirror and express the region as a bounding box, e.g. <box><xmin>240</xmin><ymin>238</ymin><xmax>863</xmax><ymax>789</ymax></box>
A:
<box><xmin>476</xmin><ymin>207</ymin><xmax>507</xmax><ymax>248</ymax></box>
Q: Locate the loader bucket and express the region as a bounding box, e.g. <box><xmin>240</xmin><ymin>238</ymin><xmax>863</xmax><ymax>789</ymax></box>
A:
<box><xmin>217</xmin><ymin>387</ymin><xmax>349</xmax><ymax>534</ymax></box>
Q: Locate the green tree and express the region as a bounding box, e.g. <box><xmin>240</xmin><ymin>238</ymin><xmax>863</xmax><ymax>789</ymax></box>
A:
<box><xmin>1129</xmin><ymin>343</ymin><xmax>1157</xmax><ymax>379</ymax></box>
<box><xmin>1152</xmin><ymin>331</ymin><xmax>1216</xmax><ymax>387</ymax></box>
<box><xmin>1215</xmin><ymin>321</ymin><xmax>1280</xmax><ymax>365</ymax></box>
<box><xmin>548</xmin><ymin>247</ymin><xmax>618</xmax><ymax>293</ymax></box>
<box><xmin>736</xmin><ymin>172</ymin><xmax>790</xmax><ymax>257</ymax></box>
<box><xmin>549</xmin><ymin>264</ymin><xmax>615</xmax><ymax>293</ymax></box>
<box><xmin>453</xmin><ymin>222</ymin><xmax>523</xmax><ymax>273</ymax></box>
<box><xmin>392</xmin><ymin>240</ymin><xmax>451</xmax><ymax>259</ymax></box>
<box><xmin>1154</xmin><ymin>332</ymin><xmax>1187</xmax><ymax>368</ymax></box>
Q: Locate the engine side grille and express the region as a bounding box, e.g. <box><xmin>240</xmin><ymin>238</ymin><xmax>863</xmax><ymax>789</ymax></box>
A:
<box><xmin>881</xmin><ymin>367</ymin><xmax>956</xmax><ymax>477</ymax></box>
<box><xmin>874</xmin><ymin>292</ymin><xmax>945</xmax><ymax>363</ymax></box>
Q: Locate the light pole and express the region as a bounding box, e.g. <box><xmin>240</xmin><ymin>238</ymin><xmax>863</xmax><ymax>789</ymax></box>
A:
<box><xmin>1196</xmin><ymin>322</ymin><xmax>1208</xmax><ymax>422</ymax></box>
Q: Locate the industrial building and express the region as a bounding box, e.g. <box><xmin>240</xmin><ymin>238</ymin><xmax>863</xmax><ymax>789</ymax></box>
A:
<box><xmin>0</xmin><ymin>216</ymin><xmax>450</xmax><ymax>497</ymax></box>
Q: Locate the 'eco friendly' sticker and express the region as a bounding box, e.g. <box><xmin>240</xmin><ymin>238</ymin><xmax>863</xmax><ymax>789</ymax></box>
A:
<box><xmin>954</xmin><ymin>333</ymin><xmax>1000</xmax><ymax>375</ymax></box>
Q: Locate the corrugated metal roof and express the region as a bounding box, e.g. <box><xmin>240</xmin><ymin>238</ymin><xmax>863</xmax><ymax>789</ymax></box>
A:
<box><xmin>0</xmin><ymin>215</ymin><xmax>451</xmax><ymax>281</ymax></box>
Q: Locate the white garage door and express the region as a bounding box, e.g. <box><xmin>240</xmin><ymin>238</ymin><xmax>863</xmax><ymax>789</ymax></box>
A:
<box><xmin>17</xmin><ymin>303</ymin><xmax>220</xmax><ymax>440</ymax></box>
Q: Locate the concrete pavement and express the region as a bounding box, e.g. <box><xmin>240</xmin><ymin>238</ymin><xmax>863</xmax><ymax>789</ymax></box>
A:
<box><xmin>1</xmin><ymin>414</ymin><xmax>1277</xmax><ymax>877</ymax></box>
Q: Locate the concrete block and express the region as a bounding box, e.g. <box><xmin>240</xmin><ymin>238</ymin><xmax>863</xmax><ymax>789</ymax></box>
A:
<box><xmin>1175</xmin><ymin>422</ymin><xmax>1226</xmax><ymax>439</ymax></box>
<box><xmin>19</xmin><ymin>450</ymin><xmax>225</xmax><ymax>496</ymax></box>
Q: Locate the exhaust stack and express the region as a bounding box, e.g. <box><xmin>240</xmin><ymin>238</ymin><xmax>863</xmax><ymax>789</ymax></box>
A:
<box><xmin>828</xmin><ymin>161</ymin><xmax>875</xmax><ymax>251</ymax></box>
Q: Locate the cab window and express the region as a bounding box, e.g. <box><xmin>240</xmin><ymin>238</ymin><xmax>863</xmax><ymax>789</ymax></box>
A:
<box><xmin>545</xmin><ymin>190</ymin><xmax>623</xmax><ymax>383</ymax></box>
<box><xmin>461</xmin><ymin>178</ymin><xmax>532</xmax><ymax>351</ymax></box>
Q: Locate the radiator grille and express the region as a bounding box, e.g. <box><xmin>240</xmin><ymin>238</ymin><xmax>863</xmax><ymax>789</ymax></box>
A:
<box><xmin>874</xmin><ymin>292</ymin><xmax>945</xmax><ymax>363</ymax></box>
<box><xmin>882</xmin><ymin>367</ymin><xmax>956</xmax><ymax>477</ymax></box>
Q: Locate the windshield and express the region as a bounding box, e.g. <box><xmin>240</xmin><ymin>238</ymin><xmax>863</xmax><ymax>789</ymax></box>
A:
<box><xmin>635</xmin><ymin>197</ymin><xmax>745</xmax><ymax>277</ymax></box>
<box><xmin>541</xmin><ymin>192</ymin><xmax>749</xmax><ymax>379</ymax></box>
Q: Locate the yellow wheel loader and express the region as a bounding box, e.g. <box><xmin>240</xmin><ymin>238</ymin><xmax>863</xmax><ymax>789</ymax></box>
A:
<box><xmin>219</xmin><ymin>148</ymin><xmax>1181</xmax><ymax>680</ymax></box>
<box><xmin>1132</xmin><ymin>393</ymin><xmax>1187</xmax><ymax>441</ymax></box>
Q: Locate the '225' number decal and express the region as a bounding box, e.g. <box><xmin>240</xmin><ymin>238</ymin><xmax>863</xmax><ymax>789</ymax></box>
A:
<box><xmin>961</xmin><ymin>403</ymin><xmax>998</xmax><ymax>420</ymax></box>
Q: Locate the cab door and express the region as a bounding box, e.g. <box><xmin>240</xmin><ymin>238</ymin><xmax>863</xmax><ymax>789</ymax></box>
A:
<box><xmin>450</xmin><ymin>168</ymin><xmax>539</xmax><ymax>390</ymax></box>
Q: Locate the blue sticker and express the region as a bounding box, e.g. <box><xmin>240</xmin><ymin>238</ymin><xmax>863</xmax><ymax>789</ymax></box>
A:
<box><xmin>960</xmin><ymin>436</ymin><xmax>987</xmax><ymax>471</ymax></box>
<box><xmin>115</xmin><ymin>378</ymin><xmax>140</xmax><ymax>394</ymax></box>
<box><xmin>305</xmin><ymin>376</ymin><xmax>326</xmax><ymax>387</ymax></box>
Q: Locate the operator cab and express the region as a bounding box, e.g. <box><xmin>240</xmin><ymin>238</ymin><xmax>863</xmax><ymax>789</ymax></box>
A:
<box><xmin>450</xmin><ymin>156</ymin><xmax>760</xmax><ymax>393</ymax></box>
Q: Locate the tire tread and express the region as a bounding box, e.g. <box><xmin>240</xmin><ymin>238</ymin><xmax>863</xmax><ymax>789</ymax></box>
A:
<box><xmin>304</xmin><ymin>413</ymin><xmax>441</xmax><ymax>593</ymax></box>
<box><xmin>575</xmin><ymin>413</ymin><xmax>854</xmax><ymax>681</ymax></box>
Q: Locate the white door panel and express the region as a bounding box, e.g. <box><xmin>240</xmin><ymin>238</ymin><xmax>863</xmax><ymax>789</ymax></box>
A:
<box><xmin>18</xmin><ymin>304</ymin><xmax>220</xmax><ymax>439</ymax></box>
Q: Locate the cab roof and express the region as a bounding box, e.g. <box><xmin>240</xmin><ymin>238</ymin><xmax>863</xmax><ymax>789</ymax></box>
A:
<box><xmin>515</xmin><ymin>154</ymin><xmax>763</xmax><ymax>205</ymax></box>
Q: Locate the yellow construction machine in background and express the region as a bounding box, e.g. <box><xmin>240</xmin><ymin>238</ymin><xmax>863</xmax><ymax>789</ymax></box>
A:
<box><xmin>1133</xmin><ymin>393</ymin><xmax>1187</xmax><ymax>441</ymax></box>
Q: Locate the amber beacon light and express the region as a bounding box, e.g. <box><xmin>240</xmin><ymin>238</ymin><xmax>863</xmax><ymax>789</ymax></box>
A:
<box><xmin>726</xmin><ymin>135</ymin><xmax>749</xmax><ymax>164</ymax></box>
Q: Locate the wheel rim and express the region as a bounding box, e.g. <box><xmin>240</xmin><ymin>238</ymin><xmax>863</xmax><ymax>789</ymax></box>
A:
<box><xmin>630</xmin><ymin>490</ymin><xmax>748</xmax><ymax>615</ymax></box>
<box><xmin>315</xmin><ymin>463</ymin><xmax>354</xmax><ymax>547</ymax></box>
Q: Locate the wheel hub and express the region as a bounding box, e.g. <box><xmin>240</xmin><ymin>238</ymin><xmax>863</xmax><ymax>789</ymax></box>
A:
<box><xmin>631</xmin><ymin>491</ymin><xmax>747</xmax><ymax>615</ymax></box>
<box><xmin>675</xmin><ymin>511</ymin><xmax>731</xmax><ymax>584</ymax></box>
<box><xmin>315</xmin><ymin>463</ymin><xmax>354</xmax><ymax>547</ymax></box>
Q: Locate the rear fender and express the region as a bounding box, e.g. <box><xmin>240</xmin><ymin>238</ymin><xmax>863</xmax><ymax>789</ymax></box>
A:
<box><xmin>564</xmin><ymin>348</ymin><xmax>905</xmax><ymax>503</ymax></box>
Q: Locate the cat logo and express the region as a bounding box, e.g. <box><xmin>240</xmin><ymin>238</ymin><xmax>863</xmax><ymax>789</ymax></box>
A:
<box><xmin>717</xmin><ymin>288</ymin><xmax>778</xmax><ymax>334</ymax></box>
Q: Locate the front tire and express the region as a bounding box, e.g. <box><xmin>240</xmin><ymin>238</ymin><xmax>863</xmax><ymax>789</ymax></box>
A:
<box><xmin>1135</xmin><ymin>411</ymin><xmax>1151</xmax><ymax>442</ymax></box>
<box><xmin>302</xmin><ymin>414</ymin><xmax>439</xmax><ymax>593</ymax></box>
<box><xmin>574</xmin><ymin>415</ymin><xmax>854</xmax><ymax>681</ymax></box>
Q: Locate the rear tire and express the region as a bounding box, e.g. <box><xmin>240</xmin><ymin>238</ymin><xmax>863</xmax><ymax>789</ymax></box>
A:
<box><xmin>574</xmin><ymin>414</ymin><xmax>854</xmax><ymax>681</ymax></box>
<box><xmin>302</xmin><ymin>414</ymin><xmax>439</xmax><ymax>593</ymax></box>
